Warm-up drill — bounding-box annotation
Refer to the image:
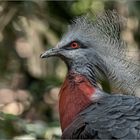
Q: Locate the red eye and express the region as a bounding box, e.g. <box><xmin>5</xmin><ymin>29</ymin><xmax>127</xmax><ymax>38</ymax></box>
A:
<box><xmin>71</xmin><ymin>42</ymin><xmax>80</xmax><ymax>49</ymax></box>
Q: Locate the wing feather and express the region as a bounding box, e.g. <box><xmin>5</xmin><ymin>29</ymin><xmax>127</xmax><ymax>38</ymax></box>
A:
<box><xmin>62</xmin><ymin>95</ymin><xmax>140</xmax><ymax>139</ymax></box>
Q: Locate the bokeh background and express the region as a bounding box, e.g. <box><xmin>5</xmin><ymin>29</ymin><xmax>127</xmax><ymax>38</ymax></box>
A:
<box><xmin>0</xmin><ymin>0</ymin><xmax>139</xmax><ymax>139</ymax></box>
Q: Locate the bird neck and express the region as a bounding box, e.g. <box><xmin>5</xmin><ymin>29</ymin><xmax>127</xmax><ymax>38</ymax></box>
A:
<box><xmin>67</xmin><ymin>61</ymin><xmax>98</xmax><ymax>87</ymax></box>
<box><xmin>59</xmin><ymin>71</ymin><xmax>96</xmax><ymax>131</ymax></box>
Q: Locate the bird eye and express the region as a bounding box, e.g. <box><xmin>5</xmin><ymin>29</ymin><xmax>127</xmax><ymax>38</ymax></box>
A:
<box><xmin>70</xmin><ymin>42</ymin><xmax>80</xmax><ymax>49</ymax></box>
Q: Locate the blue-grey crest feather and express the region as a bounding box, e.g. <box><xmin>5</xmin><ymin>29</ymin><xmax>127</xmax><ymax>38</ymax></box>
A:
<box><xmin>61</xmin><ymin>10</ymin><xmax>140</xmax><ymax>95</ymax></box>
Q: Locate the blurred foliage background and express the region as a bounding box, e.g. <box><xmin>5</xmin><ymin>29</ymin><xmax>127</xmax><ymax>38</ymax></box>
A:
<box><xmin>0</xmin><ymin>0</ymin><xmax>139</xmax><ymax>139</ymax></box>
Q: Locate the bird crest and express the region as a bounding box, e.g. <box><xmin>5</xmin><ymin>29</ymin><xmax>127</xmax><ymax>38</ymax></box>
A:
<box><xmin>61</xmin><ymin>10</ymin><xmax>140</xmax><ymax>95</ymax></box>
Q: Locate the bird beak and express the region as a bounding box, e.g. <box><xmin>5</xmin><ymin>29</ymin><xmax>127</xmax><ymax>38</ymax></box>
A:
<box><xmin>40</xmin><ymin>47</ymin><xmax>60</xmax><ymax>58</ymax></box>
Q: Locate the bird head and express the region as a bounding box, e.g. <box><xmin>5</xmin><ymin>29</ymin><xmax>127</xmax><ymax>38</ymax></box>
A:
<box><xmin>40</xmin><ymin>38</ymin><xmax>98</xmax><ymax>74</ymax></box>
<box><xmin>40</xmin><ymin>14</ymin><xmax>104</xmax><ymax>86</ymax></box>
<box><xmin>41</xmin><ymin>11</ymin><xmax>140</xmax><ymax>94</ymax></box>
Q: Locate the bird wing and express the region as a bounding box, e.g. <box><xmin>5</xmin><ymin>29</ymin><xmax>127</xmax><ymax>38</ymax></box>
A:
<box><xmin>62</xmin><ymin>94</ymin><xmax>140</xmax><ymax>139</ymax></box>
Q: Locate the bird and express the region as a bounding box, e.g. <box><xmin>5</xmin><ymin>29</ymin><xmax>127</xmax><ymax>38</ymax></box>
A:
<box><xmin>41</xmin><ymin>10</ymin><xmax>140</xmax><ymax>139</ymax></box>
